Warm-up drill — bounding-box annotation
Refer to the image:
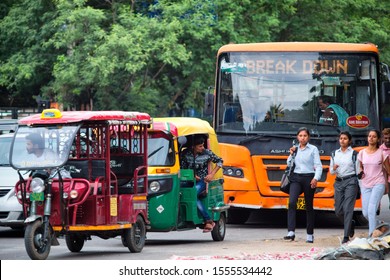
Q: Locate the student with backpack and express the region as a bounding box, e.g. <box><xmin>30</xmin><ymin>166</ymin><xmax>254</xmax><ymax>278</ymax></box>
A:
<box><xmin>330</xmin><ymin>131</ymin><xmax>359</xmax><ymax>244</ymax></box>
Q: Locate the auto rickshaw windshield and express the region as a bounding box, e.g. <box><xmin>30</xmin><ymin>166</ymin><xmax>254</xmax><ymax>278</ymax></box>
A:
<box><xmin>147</xmin><ymin>133</ymin><xmax>174</xmax><ymax>166</ymax></box>
<box><xmin>10</xmin><ymin>125</ymin><xmax>80</xmax><ymax>170</ymax></box>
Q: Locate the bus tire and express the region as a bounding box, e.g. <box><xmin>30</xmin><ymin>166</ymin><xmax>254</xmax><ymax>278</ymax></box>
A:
<box><xmin>227</xmin><ymin>208</ymin><xmax>250</xmax><ymax>224</ymax></box>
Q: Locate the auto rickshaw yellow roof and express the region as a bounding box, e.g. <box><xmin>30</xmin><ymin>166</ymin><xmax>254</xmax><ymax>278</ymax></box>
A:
<box><xmin>152</xmin><ymin>117</ymin><xmax>216</xmax><ymax>137</ymax></box>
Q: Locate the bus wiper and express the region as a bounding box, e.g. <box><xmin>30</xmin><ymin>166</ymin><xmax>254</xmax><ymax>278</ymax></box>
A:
<box><xmin>275</xmin><ymin>120</ymin><xmax>341</xmax><ymax>131</ymax></box>
<box><xmin>239</xmin><ymin>133</ymin><xmax>295</xmax><ymax>145</ymax></box>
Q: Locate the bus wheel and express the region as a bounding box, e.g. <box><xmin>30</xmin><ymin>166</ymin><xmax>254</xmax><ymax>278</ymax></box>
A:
<box><xmin>124</xmin><ymin>215</ymin><xmax>146</xmax><ymax>253</ymax></box>
<box><xmin>24</xmin><ymin>220</ymin><xmax>51</xmax><ymax>260</ymax></box>
<box><xmin>227</xmin><ymin>208</ymin><xmax>250</xmax><ymax>224</ymax></box>
<box><xmin>212</xmin><ymin>213</ymin><xmax>226</xmax><ymax>241</ymax></box>
<box><xmin>65</xmin><ymin>234</ymin><xmax>85</xmax><ymax>252</ymax></box>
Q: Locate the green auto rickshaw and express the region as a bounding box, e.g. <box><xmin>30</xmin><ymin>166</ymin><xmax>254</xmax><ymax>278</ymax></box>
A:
<box><xmin>146</xmin><ymin>117</ymin><xmax>229</xmax><ymax>241</ymax></box>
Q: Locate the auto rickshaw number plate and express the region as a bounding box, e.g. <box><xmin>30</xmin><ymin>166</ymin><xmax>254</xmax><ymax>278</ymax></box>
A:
<box><xmin>30</xmin><ymin>192</ymin><xmax>44</xmax><ymax>201</ymax></box>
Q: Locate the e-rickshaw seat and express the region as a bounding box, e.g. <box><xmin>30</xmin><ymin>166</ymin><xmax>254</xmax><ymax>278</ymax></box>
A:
<box><xmin>109</xmin><ymin>155</ymin><xmax>146</xmax><ymax>194</ymax></box>
<box><xmin>67</xmin><ymin>159</ymin><xmax>106</xmax><ymax>181</ymax></box>
<box><xmin>67</xmin><ymin>159</ymin><xmax>108</xmax><ymax>195</ymax></box>
<box><xmin>110</xmin><ymin>155</ymin><xmax>143</xmax><ymax>184</ymax></box>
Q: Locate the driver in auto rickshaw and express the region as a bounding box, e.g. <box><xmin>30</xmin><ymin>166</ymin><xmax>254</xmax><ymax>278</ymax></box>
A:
<box><xmin>180</xmin><ymin>134</ymin><xmax>223</xmax><ymax>232</ymax></box>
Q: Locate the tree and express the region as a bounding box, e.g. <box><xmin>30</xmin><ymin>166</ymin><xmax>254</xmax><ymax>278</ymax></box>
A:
<box><xmin>0</xmin><ymin>0</ymin><xmax>60</xmax><ymax>107</ymax></box>
<box><xmin>0</xmin><ymin>0</ymin><xmax>389</xmax><ymax>115</ymax></box>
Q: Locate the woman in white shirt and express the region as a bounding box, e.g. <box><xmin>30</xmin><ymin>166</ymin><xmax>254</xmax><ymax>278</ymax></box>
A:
<box><xmin>330</xmin><ymin>131</ymin><xmax>359</xmax><ymax>244</ymax></box>
<box><xmin>284</xmin><ymin>127</ymin><xmax>323</xmax><ymax>243</ymax></box>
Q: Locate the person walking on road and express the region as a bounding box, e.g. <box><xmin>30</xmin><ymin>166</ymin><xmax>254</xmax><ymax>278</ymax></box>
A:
<box><xmin>284</xmin><ymin>127</ymin><xmax>323</xmax><ymax>243</ymax></box>
<box><xmin>330</xmin><ymin>131</ymin><xmax>359</xmax><ymax>243</ymax></box>
<box><xmin>380</xmin><ymin>128</ymin><xmax>390</xmax><ymax>209</ymax></box>
<box><xmin>358</xmin><ymin>130</ymin><xmax>390</xmax><ymax>237</ymax></box>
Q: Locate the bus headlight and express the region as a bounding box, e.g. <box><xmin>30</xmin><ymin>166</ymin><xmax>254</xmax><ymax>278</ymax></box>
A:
<box><xmin>149</xmin><ymin>181</ymin><xmax>161</xmax><ymax>192</ymax></box>
<box><xmin>226</xmin><ymin>168</ymin><xmax>234</xmax><ymax>176</ymax></box>
<box><xmin>31</xmin><ymin>178</ymin><xmax>45</xmax><ymax>193</ymax></box>
<box><xmin>235</xmin><ymin>169</ymin><xmax>243</xmax><ymax>177</ymax></box>
<box><xmin>223</xmin><ymin>167</ymin><xmax>244</xmax><ymax>178</ymax></box>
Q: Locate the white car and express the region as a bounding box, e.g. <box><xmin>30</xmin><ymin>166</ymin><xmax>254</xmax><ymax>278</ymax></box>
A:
<box><xmin>0</xmin><ymin>121</ymin><xmax>25</xmax><ymax>228</ymax></box>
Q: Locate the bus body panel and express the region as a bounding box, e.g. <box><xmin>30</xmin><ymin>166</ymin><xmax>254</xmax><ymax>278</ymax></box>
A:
<box><xmin>213</xmin><ymin>42</ymin><xmax>379</xmax><ymax>221</ymax></box>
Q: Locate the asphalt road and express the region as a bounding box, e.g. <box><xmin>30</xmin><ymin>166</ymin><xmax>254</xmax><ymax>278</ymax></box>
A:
<box><xmin>0</xmin><ymin>197</ymin><xmax>389</xmax><ymax>260</ymax></box>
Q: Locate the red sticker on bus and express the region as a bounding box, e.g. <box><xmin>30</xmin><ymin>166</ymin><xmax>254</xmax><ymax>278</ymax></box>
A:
<box><xmin>346</xmin><ymin>114</ymin><xmax>370</xmax><ymax>128</ymax></box>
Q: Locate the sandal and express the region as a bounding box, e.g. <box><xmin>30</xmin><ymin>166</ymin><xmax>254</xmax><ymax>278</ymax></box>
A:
<box><xmin>202</xmin><ymin>221</ymin><xmax>215</xmax><ymax>233</ymax></box>
<box><xmin>371</xmin><ymin>222</ymin><xmax>390</xmax><ymax>238</ymax></box>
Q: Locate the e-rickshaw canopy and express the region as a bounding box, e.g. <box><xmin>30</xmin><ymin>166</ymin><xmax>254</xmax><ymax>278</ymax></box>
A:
<box><xmin>18</xmin><ymin>109</ymin><xmax>152</xmax><ymax>126</ymax></box>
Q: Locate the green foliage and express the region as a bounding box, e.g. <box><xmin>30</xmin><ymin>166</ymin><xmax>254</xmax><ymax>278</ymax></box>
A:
<box><xmin>0</xmin><ymin>0</ymin><xmax>389</xmax><ymax>114</ymax></box>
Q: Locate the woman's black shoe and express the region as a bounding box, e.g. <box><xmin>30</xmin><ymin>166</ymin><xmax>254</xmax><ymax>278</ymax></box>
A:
<box><xmin>283</xmin><ymin>235</ymin><xmax>295</xmax><ymax>241</ymax></box>
<box><xmin>342</xmin><ymin>237</ymin><xmax>349</xmax><ymax>244</ymax></box>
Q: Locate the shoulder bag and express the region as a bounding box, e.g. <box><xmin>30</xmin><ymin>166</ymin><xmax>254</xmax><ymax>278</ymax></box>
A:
<box><xmin>280</xmin><ymin>149</ymin><xmax>297</xmax><ymax>194</ymax></box>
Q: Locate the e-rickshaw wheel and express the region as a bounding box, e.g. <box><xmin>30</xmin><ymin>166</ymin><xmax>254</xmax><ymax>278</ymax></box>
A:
<box><xmin>211</xmin><ymin>213</ymin><xmax>226</xmax><ymax>241</ymax></box>
<box><xmin>24</xmin><ymin>220</ymin><xmax>51</xmax><ymax>260</ymax></box>
<box><xmin>123</xmin><ymin>215</ymin><xmax>146</xmax><ymax>253</ymax></box>
<box><xmin>65</xmin><ymin>234</ymin><xmax>85</xmax><ymax>252</ymax></box>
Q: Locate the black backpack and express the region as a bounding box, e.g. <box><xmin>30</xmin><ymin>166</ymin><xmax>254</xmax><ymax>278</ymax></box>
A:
<box><xmin>331</xmin><ymin>149</ymin><xmax>360</xmax><ymax>198</ymax></box>
<box><xmin>331</xmin><ymin>149</ymin><xmax>358</xmax><ymax>170</ymax></box>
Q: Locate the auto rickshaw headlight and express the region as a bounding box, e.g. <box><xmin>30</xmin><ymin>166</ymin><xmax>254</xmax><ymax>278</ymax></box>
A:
<box><xmin>31</xmin><ymin>178</ymin><xmax>45</xmax><ymax>193</ymax></box>
<box><xmin>149</xmin><ymin>181</ymin><xmax>161</xmax><ymax>192</ymax></box>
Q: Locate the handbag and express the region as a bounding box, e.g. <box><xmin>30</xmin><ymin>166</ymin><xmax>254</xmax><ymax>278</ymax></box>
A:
<box><xmin>280</xmin><ymin>169</ymin><xmax>292</xmax><ymax>194</ymax></box>
<box><xmin>280</xmin><ymin>150</ymin><xmax>297</xmax><ymax>194</ymax></box>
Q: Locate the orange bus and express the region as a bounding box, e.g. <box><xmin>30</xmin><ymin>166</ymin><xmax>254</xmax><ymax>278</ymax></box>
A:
<box><xmin>207</xmin><ymin>42</ymin><xmax>390</xmax><ymax>224</ymax></box>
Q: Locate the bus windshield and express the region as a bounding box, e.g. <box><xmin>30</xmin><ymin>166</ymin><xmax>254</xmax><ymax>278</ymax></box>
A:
<box><xmin>216</xmin><ymin>52</ymin><xmax>379</xmax><ymax>135</ymax></box>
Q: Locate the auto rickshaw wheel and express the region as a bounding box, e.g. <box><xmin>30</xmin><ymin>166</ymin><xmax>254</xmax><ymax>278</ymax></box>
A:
<box><xmin>24</xmin><ymin>220</ymin><xmax>51</xmax><ymax>260</ymax></box>
<box><xmin>123</xmin><ymin>215</ymin><xmax>146</xmax><ymax>253</ymax></box>
<box><xmin>65</xmin><ymin>234</ymin><xmax>85</xmax><ymax>252</ymax></box>
<box><xmin>211</xmin><ymin>213</ymin><xmax>226</xmax><ymax>241</ymax></box>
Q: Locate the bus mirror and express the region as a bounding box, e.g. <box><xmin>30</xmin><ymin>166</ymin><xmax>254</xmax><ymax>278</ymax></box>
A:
<box><xmin>381</xmin><ymin>81</ymin><xmax>390</xmax><ymax>104</ymax></box>
<box><xmin>204</xmin><ymin>90</ymin><xmax>214</xmax><ymax>116</ymax></box>
<box><xmin>178</xmin><ymin>136</ymin><xmax>187</xmax><ymax>148</ymax></box>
